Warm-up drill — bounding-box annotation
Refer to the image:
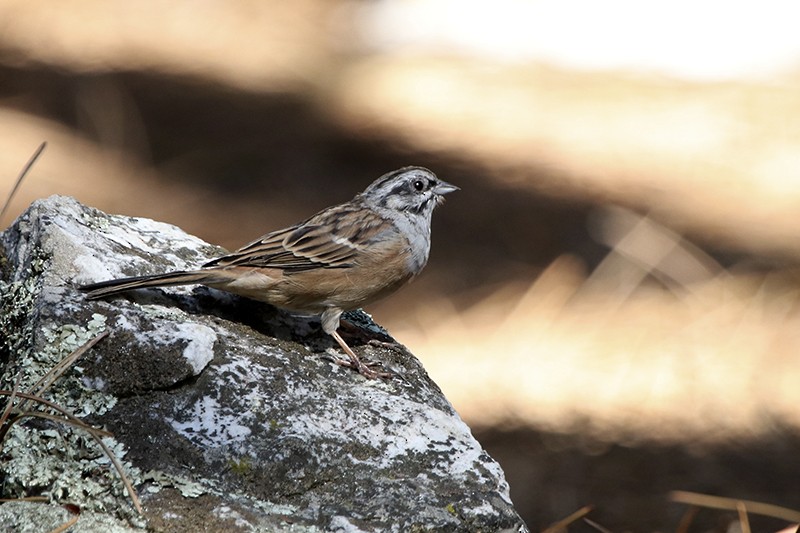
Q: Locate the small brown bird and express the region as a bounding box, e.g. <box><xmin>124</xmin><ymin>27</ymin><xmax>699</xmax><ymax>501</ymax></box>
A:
<box><xmin>79</xmin><ymin>166</ymin><xmax>458</xmax><ymax>379</ymax></box>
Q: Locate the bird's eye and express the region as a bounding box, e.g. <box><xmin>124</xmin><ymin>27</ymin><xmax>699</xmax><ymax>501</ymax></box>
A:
<box><xmin>413</xmin><ymin>179</ymin><xmax>426</xmax><ymax>191</ymax></box>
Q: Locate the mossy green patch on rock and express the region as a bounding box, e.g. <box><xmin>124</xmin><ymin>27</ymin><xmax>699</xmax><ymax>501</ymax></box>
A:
<box><xmin>228</xmin><ymin>455</ymin><xmax>255</xmax><ymax>477</ymax></box>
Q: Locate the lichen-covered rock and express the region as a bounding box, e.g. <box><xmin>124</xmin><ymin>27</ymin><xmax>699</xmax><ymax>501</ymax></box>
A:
<box><xmin>0</xmin><ymin>195</ymin><xmax>528</xmax><ymax>532</ymax></box>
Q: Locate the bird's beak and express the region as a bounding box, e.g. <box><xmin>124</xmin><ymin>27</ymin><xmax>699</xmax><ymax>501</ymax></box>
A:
<box><xmin>434</xmin><ymin>180</ymin><xmax>459</xmax><ymax>196</ymax></box>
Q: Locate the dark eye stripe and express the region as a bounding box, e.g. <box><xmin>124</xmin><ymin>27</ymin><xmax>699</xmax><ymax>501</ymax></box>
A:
<box><xmin>388</xmin><ymin>183</ymin><xmax>409</xmax><ymax>196</ymax></box>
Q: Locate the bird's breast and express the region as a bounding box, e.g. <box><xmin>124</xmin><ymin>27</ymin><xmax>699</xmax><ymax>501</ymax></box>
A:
<box><xmin>381</xmin><ymin>212</ymin><xmax>431</xmax><ymax>276</ymax></box>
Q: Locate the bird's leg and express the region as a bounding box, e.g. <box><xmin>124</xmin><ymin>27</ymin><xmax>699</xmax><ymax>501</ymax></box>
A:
<box><xmin>320</xmin><ymin>307</ymin><xmax>392</xmax><ymax>379</ymax></box>
<box><xmin>329</xmin><ymin>330</ymin><xmax>393</xmax><ymax>380</ymax></box>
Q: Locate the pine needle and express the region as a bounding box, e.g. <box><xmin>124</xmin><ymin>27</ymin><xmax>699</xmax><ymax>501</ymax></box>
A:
<box><xmin>0</xmin><ymin>142</ymin><xmax>46</xmax><ymax>224</ymax></box>
<box><xmin>670</xmin><ymin>490</ymin><xmax>800</xmax><ymax>523</ymax></box>
<box><xmin>542</xmin><ymin>505</ymin><xmax>593</xmax><ymax>533</ymax></box>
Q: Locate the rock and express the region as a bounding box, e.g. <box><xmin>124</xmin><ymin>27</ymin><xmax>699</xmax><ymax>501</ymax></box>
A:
<box><xmin>0</xmin><ymin>195</ymin><xmax>528</xmax><ymax>532</ymax></box>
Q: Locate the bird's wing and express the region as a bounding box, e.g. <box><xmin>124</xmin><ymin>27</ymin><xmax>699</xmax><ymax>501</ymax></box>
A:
<box><xmin>203</xmin><ymin>202</ymin><xmax>394</xmax><ymax>272</ymax></box>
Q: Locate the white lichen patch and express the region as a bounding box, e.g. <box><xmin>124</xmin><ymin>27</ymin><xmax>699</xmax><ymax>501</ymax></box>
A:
<box><xmin>167</xmin><ymin>395</ymin><xmax>253</xmax><ymax>450</ymax></box>
<box><xmin>212</xmin><ymin>351</ymin><xmax>294</xmax><ymax>416</ymax></box>
<box><xmin>162</xmin><ymin>351</ymin><xmax>293</xmax><ymax>453</ymax></box>
<box><xmin>328</xmin><ymin>515</ymin><xmax>369</xmax><ymax>533</ymax></box>
<box><xmin>111</xmin><ymin>313</ymin><xmax>216</xmax><ymax>376</ymax></box>
<box><xmin>464</xmin><ymin>501</ymin><xmax>499</xmax><ymax>517</ymax></box>
<box><xmin>213</xmin><ymin>505</ymin><xmax>253</xmax><ymax>529</ymax></box>
<box><xmin>172</xmin><ymin>323</ymin><xmax>216</xmax><ymax>375</ymax></box>
<box><xmin>72</xmin><ymin>251</ymin><xmax>118</xmax><ymax>288</ymax></box>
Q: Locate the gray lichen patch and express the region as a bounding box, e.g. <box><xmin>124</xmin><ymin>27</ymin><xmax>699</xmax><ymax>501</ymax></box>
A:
<box><xmin>0</xmin><ymin>500</ymin><xmax>141</xmax><ymax>533</ymax></box>
<box><xmin>1</xmin><ymin>423</ymin><xmax>141</xmax><ymax>517</ymax></box>
<box><xmin>0</xmin><ymin>313</ymin><xmax>144</xmax><ymax>521</ymax></box>
<box><xmin>28</xmin><ymin>316</ymin><xmax>115</xmax><ymax>413</ymax></box>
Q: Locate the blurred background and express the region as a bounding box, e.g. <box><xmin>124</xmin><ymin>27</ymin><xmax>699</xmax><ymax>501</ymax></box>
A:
<box><xmin>2</xmin><ymin>0</ymin><xmax>800</xmax><ymax>530</ymax></box>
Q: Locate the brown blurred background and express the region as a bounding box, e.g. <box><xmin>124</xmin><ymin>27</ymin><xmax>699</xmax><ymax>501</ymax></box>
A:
<box><xmin>2</xmin><ymin>1</ymin><xmax>800</xmax><ymax>530</ymax></box>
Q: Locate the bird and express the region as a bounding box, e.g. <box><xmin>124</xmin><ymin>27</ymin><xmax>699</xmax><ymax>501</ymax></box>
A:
<box><xmin>79</xmin><ymin>166</ymin><xmax>458</xmax><ymax>379</ymax></box>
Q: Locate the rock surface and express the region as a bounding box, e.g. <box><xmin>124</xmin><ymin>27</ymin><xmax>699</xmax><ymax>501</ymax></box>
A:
<box><xmin>0</xmin><ymin>195</ymin><xmax>528</xmax><ymax>532</ymax></box>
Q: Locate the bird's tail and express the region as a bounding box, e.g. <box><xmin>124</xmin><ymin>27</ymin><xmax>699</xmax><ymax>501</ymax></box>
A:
<box><xmin>78</xmin><ymin>270</ymin><xmax>228</xmax><ymax>300</ymax></box>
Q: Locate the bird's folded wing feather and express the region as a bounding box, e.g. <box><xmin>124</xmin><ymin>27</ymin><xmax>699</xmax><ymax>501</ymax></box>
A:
<box><xmin>203</xmin><ymin>203</ymin><xmax>394</xmax><ymax>272</ymax></box>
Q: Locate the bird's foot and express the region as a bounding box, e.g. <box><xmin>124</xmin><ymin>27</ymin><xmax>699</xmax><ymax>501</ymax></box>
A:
<box><xmin>327</xmin><ymin>329</ymin><xmax>394</xmax><ymax>379</ymax></box>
